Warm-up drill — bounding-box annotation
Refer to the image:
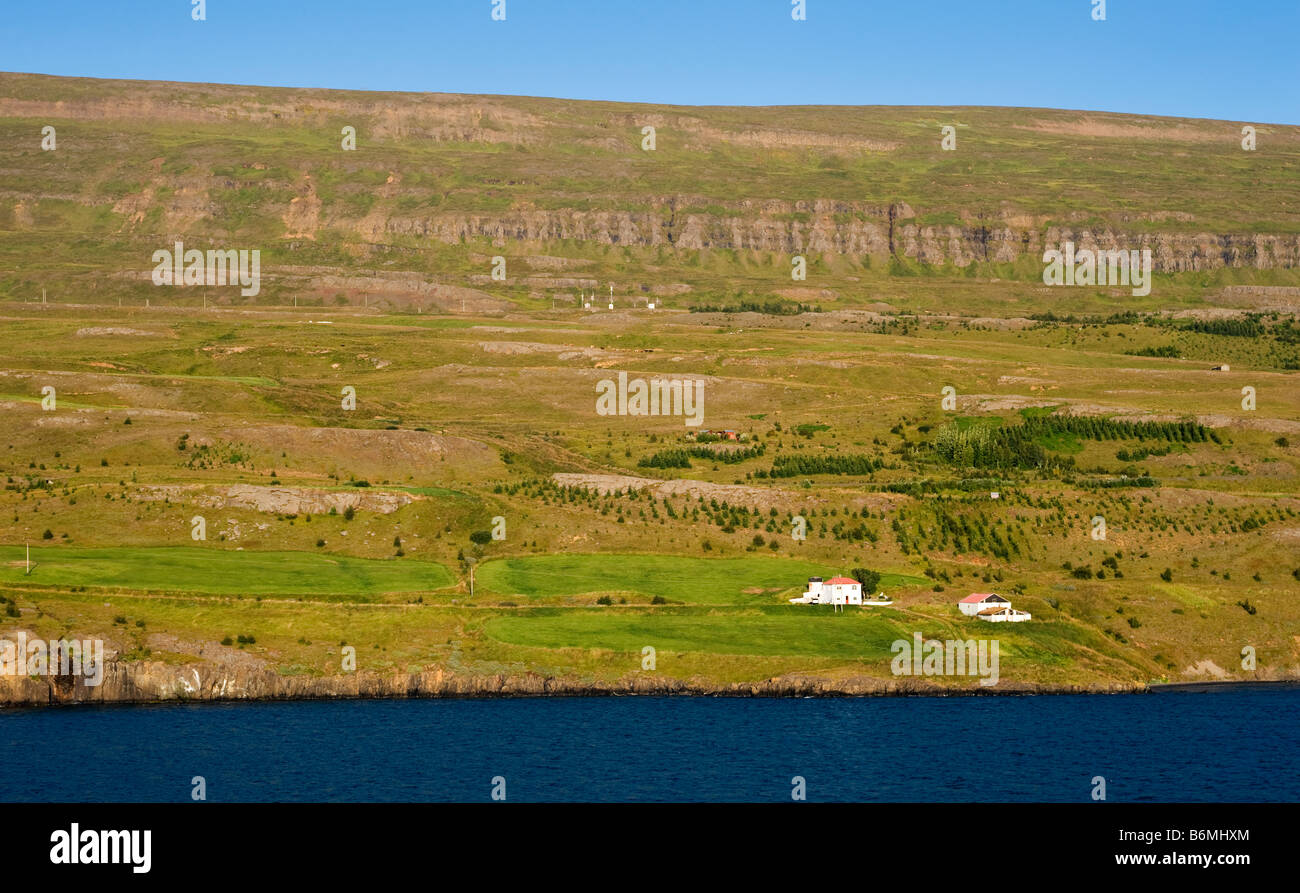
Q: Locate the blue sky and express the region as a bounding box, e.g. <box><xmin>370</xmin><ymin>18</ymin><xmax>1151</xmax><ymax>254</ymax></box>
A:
<box><xmin>2</xmin><ymin>0</ymin><xmax>1297</xmax><ymax>123</ymax></box>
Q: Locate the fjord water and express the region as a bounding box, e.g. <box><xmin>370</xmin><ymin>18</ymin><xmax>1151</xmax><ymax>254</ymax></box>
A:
<box><xmin>2</xmin><ymin>690</ymin><xmax>1295</xmax><ymax>802</ymax></box>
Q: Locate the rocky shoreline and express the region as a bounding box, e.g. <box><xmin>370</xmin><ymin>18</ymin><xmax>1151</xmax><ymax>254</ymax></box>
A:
<box><xmin>0</xmin><ymin>657</ymin><xmax>1156</xmax><ymax>707</ymax></box>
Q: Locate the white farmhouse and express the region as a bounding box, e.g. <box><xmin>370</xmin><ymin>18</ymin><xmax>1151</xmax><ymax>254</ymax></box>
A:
<box><xmin>790</xmin><ymin>576</ymin><xmax>863</xmax><ymax>605</ymax></box>
<box><xmin>958</xmin><ymin>593</ymin><xmax>1011</xmax><ymax>616</ymax></box>
<box><xmin>977</xmin><ymin>606</ymin><xmax>1032</xmax><ymax>623</ymax></box>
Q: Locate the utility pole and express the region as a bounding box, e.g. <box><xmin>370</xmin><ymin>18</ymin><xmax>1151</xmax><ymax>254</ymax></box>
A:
<box><xmin>25</xmin><ymin>541</ymin><xmax>31</xmax><ymax>576</ymax></box>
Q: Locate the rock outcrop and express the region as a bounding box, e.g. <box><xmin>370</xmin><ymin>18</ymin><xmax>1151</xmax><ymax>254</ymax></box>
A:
<box><xmin>366</xmin><ymin>210</ymin><xmax>1300</xmax><ymax>273</ymax></box>
<box><xmin>0</xmin><ymin>656</ymin><xmax>1145</xmax><ymax>707</ymax></box>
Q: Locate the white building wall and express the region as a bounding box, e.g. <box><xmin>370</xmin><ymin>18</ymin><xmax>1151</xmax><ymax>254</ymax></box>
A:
<box><xmin>979</xmin><ymin>609</ymin><xmax>1031</xmax><ymax>623</ymax></box>
<box><xmin>826</xmin><ymin>583</ymin><xmax>863</xmax><ymax>605</ymax></box>
<box><xmin>960</xmin><ymin>598</ymin><xmax>1009</xmax><ymax>615</ymax></box>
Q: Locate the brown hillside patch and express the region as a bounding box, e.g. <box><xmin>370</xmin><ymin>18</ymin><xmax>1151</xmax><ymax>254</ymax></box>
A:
<box><xmin>552</xmin><ymin>473</ymin><xmax>904</xmax><ymax>513</ymax></box>
<box><xmin>223</xmin><ymin>425</ymin><xmax>500</xmax><ymax>474</ymax></box>
<box><xmin>138</xmin><ymin>484</ymin><xmax>415</xmax><ymax>515</ymax></box>
<box><xmin>1015</xmin><ymin>117</ymin><xmax>1232</xmax><ymax>143</ymax></box>
<box><xmin>283</xmin><ymin>173</ymin><xmax>321</xmax><ymax>239</ymax></box>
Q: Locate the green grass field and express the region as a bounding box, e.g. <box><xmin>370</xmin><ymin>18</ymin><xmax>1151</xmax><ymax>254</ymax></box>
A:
<box><xmin>476</xmin><ymin>554</ymin><xmax>928</xmax><ymax>605</ymax></box>
<box><xmin>483</xmin><ymin>606</ymin><xmax>1122</xmax><ymax>666</ymax></box>
<box><xmin>0</xmin><ymin>545</ymin><xmax>455</xmax><ymax>599</ymax></box>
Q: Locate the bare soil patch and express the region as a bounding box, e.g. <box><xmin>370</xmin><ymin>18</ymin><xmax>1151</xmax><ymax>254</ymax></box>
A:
<box><xmin>138</xmin><ymin>484</ymin><xmax>414</xmax><ymax>515</ymax></box>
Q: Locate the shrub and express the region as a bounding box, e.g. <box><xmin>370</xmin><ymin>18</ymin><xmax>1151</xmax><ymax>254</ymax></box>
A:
<box><xmin>851</xmin><ymin>568</ymin><xmax>882</xmax><ymax>592</ymax></box>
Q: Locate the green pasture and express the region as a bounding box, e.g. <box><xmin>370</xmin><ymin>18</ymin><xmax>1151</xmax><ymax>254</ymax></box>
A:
<box><xmin>0</xmin><ymin>545</ymin><xmax>455</xmax><ymax>599</ymax></box>
<box><xmin>476</xmin><ymin>554</ymin><xmax>928</xmax><ymax>605</ymax></box>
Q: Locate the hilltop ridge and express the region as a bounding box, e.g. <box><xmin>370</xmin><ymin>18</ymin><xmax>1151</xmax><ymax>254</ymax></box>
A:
<box><xmin>3</xmin><ymin>72</ymin><xmax>1299</xmax><ymax>315</ymax></box>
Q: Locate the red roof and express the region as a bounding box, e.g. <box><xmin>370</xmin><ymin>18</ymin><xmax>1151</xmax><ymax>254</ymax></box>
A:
<box><xmin>960</xmin><ymin>593</ymin><xmax>1007</xmax><ymax>603</ymax></box>
<box><xmin>825</xmin><ymin>576</ymin><xmax>859</xmax><ymax>585</ymax></box>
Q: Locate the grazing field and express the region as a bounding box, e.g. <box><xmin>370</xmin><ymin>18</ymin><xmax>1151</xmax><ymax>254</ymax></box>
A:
<box><xmin>0</xmin><ymin>546</ymin><xmax>455</xmax><ymax>599</ymax></box>
<box><xmin>1</xmin><ymin>73</ymin><xmax>1298</xmax><ymax>701</ymax></box>
<box><xmin>482</xmin><ymin>606</ymin><xmax>1122</xmax><ymax>666</ymax></box>
<box><xmin>476</xmin><ymin>554</ymin><xmax>928</xmax><ymax>605</ymax></box>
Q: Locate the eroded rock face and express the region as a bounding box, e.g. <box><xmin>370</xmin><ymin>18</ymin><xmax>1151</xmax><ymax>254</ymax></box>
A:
<box><xmin>0</xmin><ymin>656</ymin><xmax>1145</xmax><ymax>707</ymax></box>
<box><xmin>138</xmin><ymin>484</ymin><xmax>415</xmax><ymax>515</ymax></box>
<box><xmin>356</xmin><ymin>211</ymin><xmax>1300</xmax><ymax>273</ymax></box>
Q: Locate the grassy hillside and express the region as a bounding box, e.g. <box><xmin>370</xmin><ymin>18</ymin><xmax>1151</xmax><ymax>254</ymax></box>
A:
<box><xmin>2</xmin><ymin>72</ymin><xmax>1300</xmax><ymax>319</ymax></box>
<box><xmin>1</xmin><ymin>74</ymin><xmax>1298</xmax><ymax>696</ymax></box>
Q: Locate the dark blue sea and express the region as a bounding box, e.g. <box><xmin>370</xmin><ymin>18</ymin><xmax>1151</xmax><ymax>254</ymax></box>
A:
<box><xmin>2</xmin><ymin>689</ymin><xmax>1295</xmax><ymax>802</ymax></box>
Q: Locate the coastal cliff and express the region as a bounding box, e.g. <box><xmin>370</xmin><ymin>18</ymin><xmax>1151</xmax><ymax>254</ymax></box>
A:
<box><xmin>0</xmin><ymin>656</ymin><xmax>1144</xmax><ymax>707</ymax></box>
